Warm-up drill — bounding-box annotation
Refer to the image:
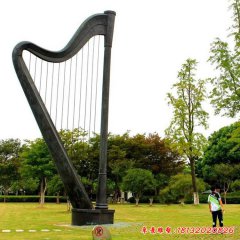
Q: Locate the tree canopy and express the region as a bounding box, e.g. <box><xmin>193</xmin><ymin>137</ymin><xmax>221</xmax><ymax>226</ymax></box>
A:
<box><xmin>20</xmin><ymin>138</ymin><xmax>56</xmax><ymax>204</ymax></box>
<box><xmin>209</xmin><ymin>0</ymin><xmax>240</xmax><ymax>118</ymax></box>
<box><xmin>121</xmin><ymin>168</ymin><xmax>156</xmax><ymax>205</ymax></box>
<box><xmin>202</xmin><ymin>121</ymin><xmax>240</xmax><ymax>166</ymax></box>
<box><xmin>0</xmin><ymin>139</ymin><xmax>21</xmax><ymax>196</ymax></box>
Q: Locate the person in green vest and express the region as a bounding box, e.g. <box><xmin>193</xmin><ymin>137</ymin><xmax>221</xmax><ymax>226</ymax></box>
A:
<box><xmin>208</xmin><ymin>185</ymin><xmax>224</xmax><ymax>229</ymax></box>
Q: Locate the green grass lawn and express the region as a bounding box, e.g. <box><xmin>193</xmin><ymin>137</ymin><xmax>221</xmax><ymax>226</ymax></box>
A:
<box><xmin>0</xmin><ymin>203</ymin><xmax>239</xmax><ymax>239</ymax></box>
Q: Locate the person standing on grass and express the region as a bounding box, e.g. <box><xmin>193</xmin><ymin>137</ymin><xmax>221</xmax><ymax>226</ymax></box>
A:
<box><xmin>208</xmin><ymin>186</ymin><xmax>224</xmax><ymax>229</ymax></box>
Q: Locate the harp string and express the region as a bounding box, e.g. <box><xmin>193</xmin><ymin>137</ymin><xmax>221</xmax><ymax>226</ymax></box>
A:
<box><xmin>61</xmin><ymin>61</ymin><xmax>67</xmax><ymax>130</ymax></box>
<box><xmin>33</xmin><ymin>56</ymin><xmax>37</xmax><ymax>83</ymax></box>
<box><xmin>72</xmin><ymin>54</ymin><xmax>78</xmax><ymax>132</ymax></box>
<box><xmin>77</xmin><ymin>49</ymin><xmax>84</xmax><ymax>130</ymax></box>
<box><xmin>88</xmin><ymin>36</ymin><xmax>96</xmax><ymax>140</ymax></box>
<box><xmin>39</xmin><ymin>60</ymin><xmax>43</xmax><ymax>93</ymax></box>
<box><xmin>55</xmin><ymin>63</ymin><xmax>61</xmax><ymax>126</ymax></box>
<box><xmin>67</xmin><ymin>58</ymin><xmax>73</xmax><ymax>129</ymax></box>
<box><xmin>50</xmin><ymin>63</ymin><xmax>55</xmax><ymax>115</ymax></box>
<box><xmin>28</xmin><ymin>53</ymin><xmax>32</xmax><ymax>73</ymax></box>
<box><xmin>94</xmin><ymin>35</ymin><xmax>101</xmax><ymax>133</ymax></box>
<box><xmin>22</xmin><ymin>36</ymin><xmax>104</xmax><ymax>143</ymax></box>
<box><xmin>84</xmin><ymin>41</ymin><xmax>90</xmax><ymax>135</ymax></box>
<box><xmin>44</xmin><ymin>62</ymin><xmax>49</xmax><ymax>104</ymax></box>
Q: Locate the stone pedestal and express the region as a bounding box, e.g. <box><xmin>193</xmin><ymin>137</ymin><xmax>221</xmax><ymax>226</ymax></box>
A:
<box><xmin>72</xmin><ymin>209</ymin><xmax>115</xmax><ymax>226</ymax></box>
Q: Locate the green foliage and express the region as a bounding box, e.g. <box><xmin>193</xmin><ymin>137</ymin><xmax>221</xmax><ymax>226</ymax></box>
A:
<box><xmin>166</xmin><ymin>59</ymin><xmax>209</xmax><ymax>201</ymax></box>
<box><xmin>20</xmin><ymin>139</ymin><xmax>55</xmax><ymax>179</ymax></box>
<box><xmin>0</xmin><ymin>131</ymin><xmax>185</xmax><ymax>201</ymax></box>
<box><xmin>213</xmin><ymin>163</ymin><xmax>235</xmax><ymax>182</ymax></box>
<box><xmin>107</xmin><ymin>132</ymin><xmax>133</xmax><ymax>193</ymax></box>
<box><xmin>59</xmin><ymin>129</ymin><xmax>97</xmax><ymax>179</ymax></box>
<box><xmin>127</xmin><ymin>195</ymin><xmax>161</xmax><ymax>204</ymax></box>
<box><xmin>201</xmin><ymin>121</ymin><xmax>240</xmax><ymax>166</ymax></box>
<box><xmin>200</xmin><ymin>122</ymin><xmax>240</xmax><ymax>191</ymax></box>
<box><xmin>185</xmin><ymin>193</ymin><xmax>240</xmax><ymax>204</ymax></box>
<box><xmin>107</xmin><ymin>132</ymin><xmax>184</xmax><ymax>201</ymax></box>
<box><xmin>166</xmin><ymin>58</ymin><xmax>208</xmax><ymax>159</ymax></box>
<box><xmin>224</xmin><ymin>197</ymin><xmax>240</xmax><ymax>204</ymax></box>
<box><xmin>160</xmin><ymin>174</ymin><xmax>208</xmax><ymax>204</ymax></box>
<box><xmin>232</xmin><ymin>180</ymin><xmax>240</xmax><ymax>191</ymax></box>
<box><xmin>19</xmin><ymin>138</ymin><xmax>56</xmax><ymax>195</ymax></box>
<box><xmin>137</xmin><ymin>133</ymin><xmax>185</xmax><ymax>176</ymax></box>
<box><xmin>229</xmin><ymin>121</ymin><xmax>240</xmax><ymax>153</ymax></box>
<box><xmin>0</xmin><ymin>195</ymin><xmax>67</xmax><ymax>203</ymax></box>
<box><xmin>208</xmin><ymin>0</ymin><xmax>240</xmax><ymax>117</ymax></box>
<box><xmin>13</xmin><ymin>178</ymin><xmax>39</xmax><ymax>193</ymax></box>
<box><xmin>122</xmin><ymin>168</ymin><xmax>156</xmax><ymax>199</ymax></box>
<box><xmin>202</xmin><ymin>163</ymin><xmax>240</xmax><ymax>203</ymax></box>
<box><xmin>155</xmin><ymin>173</ymin><xmax>169</xmax><ymax>192</ymax></box>
<box><xmin>47</xmin><ymin>175</ymin><xmax>64</xmax><ymax>195</ymax></box>
<box><xmin>213</xmin><ymin>163</ymin><xmax>237</xmax><ymax>201</ymax></box>
<box><xmin>0</xmin><ymin>139</ymin><xmax>22</xmax><ymax>194</ymax></box>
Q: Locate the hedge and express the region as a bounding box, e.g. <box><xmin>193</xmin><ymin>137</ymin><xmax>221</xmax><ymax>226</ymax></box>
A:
<box><xmin>128</xmin><ymin>196</ymin><xmax>176</xmax><ymax>204</ymax></box>
<box><xmin>128</xmin><ymin>194</ymin><xmax>240</xmax><ymax>204</ymax></box>
<box><xmin>0</xmin><ymin>195</ymin><xmax>67</xmax><ymax>203</ymax></box>
<box><xmin>185</xmin><ymin>194</ymin><xmax>240</xmax><ymax>204</ymax></box>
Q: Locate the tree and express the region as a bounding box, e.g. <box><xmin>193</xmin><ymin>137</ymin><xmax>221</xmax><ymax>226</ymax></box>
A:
<box><xmin>229</xmin><ymin>121</ymin><xmax>240</xmax><ymax>153</ymax></box>
<box><xmin>160</xmin><ymin>173</ymin><xmax>207</xmax><ymax>204</ymax></box>
<box><xmin>109</xmin><ymin>132</ymin><xmax>184</xmax><ymax>177</ymax></box>
<box><xmin>107</xmin><ymin>132</ymin><xmax>184</xmax><ymax>201</ymax></box>
<box><xmin>124</xmin><ymin>133</ymin><xmax>150</xmax><ymax>164</ymax></box>
<box><xmin>20</xmin><ymin>138</ymin><xmax>56</xmax><ymax>205</ymax></box>
<box><xmin>166</xmin><ymin>58</ymin><xmax>209</xmax><ymax>204</ymax></box>
<box><xmin>213</xmin><ymin>163</ymin><xmax>235</xmax><ymax>204</ymax></box>
<box><xmin>154</xmin><ymin>173</ymin><xmax>169</xmax><ymax>196</ymax></box>
<box><xmin>59</xmin><ymin>129</ymin><xmax>95</xmax><ymax>178</ymax></box>
<box><xmin>47</xmin><ymin>174</ymin><xmax>64</xmax><ymax>203</ymax></box>
<box><xmin>202</xmin><ymin>162</ymin><xmax>240</xmax><ymax>204</ymax></box>
<box><xmin>59</xmin><ymin>129</ymin><xmax>100</xmax><ymax>197</ymax></box>
<box><xmin>200</xmin><ymin>123</ymin><xmax>240</xmax><ymax>202</ymax></box>
<box><xmin>0</xmin><ymin>139</ymin><xmax>22</xmax><ymax>201</ymax></box>
<box><xmin>209</xmin><ymin>0</ymin><xmax>240</xmax><ymax>117</ymax></box>
<box><xmin>139</xmin><ymin>133</ymin><xmax>184</xmax><ymax>176</ymax></box>
<box><xmin>201</xmin><ymin>122</ymin><xmax>240</xmax><ymax>166</ymax></box>
<box><xmin>107</xmin><ymin>133</ymin><xmax>133</xmax><ymax>202</ymax></box>
<box><xmin>122</xmin><ymin>168</ymin><xmax>156</xmax><ymax>206</ymax></box>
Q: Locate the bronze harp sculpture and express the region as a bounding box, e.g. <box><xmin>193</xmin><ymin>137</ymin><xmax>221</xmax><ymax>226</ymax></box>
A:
<box><xmin>12</xmin><ymin>11</ymin><xmax>116</xmax><ymax>225</ymax></box>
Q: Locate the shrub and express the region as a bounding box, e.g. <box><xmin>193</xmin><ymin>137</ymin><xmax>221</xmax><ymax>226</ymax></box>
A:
<box><xmin>0</xmin><ymin>195</ymin><xmax>67</xmax><ymax>203</ymax></box>
<box><xmin>127</xmin><ymin>196</ymin><xmax>160</xmax><ymax>204</ymax></box>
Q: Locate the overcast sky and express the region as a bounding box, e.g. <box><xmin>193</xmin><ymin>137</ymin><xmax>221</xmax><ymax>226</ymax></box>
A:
<box><xmin>0</xmin><ymin>0</ymin><xmax>238</xmax><ymax>140</ymax></box>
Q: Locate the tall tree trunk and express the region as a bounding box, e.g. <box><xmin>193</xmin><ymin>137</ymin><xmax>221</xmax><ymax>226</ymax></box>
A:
<box><xmin>224</xmin><ymin>191</ymin><xmax>227</xmax><ymax>205</ymax></box>
<box><xmin>67</xmin><ymin>198</ymin><xmax>72</xmax><ymax>211</ymax></box>
<box><xmin>135</xmin><ymin>194</ymin><xmax>140</xmax><ymax>206</ymax></box>
<box><xmin>223</xmin><ymin>182</ymin><xmax>230</xmax><ymax>205</ymax></box>
<box><xmin>189</xmin><ymin>157</ymin><xmax>199</xmax><ymax>204</ymax></box>
<box><xmin>3</xmin><ymin>190</ymin><xmax>8</xmax><ymax>203</ymax></box>
<box><xmin>135</xmin><ymin>198</ymin><xmax>139</xmax><ymax>206</ymax></box>
<box><xmin>56</xmin><ymin>192</ymin><xmax>60</xmax><ymax>204</ymax></box>
<box><xmin>40</xmin><ymin>177</ymin><xmax>47</xmax><ymax>206</ymax></box>
<box><xmin>149</xmin><ymin>197</ymin><xmax>153</xmax><ymax>206</ymax></box>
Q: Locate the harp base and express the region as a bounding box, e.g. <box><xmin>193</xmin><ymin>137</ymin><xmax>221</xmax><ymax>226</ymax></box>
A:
<box><xmin>72</xmin><ymin>208</ymin><xmax>115</xmax><ymax>226</ymax></box>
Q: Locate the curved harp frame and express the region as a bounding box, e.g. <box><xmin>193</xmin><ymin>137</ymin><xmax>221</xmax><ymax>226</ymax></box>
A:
<box><xmin>12</xmin><ymin>11</ymin><xmax>116</xmax><ymax>210</ymax></box>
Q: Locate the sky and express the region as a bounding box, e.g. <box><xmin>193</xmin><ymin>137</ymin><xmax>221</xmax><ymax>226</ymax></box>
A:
<box><xmin>0</xmin><ymin>0</ymin><xmax>238</xmax><ymax>141</ymax></box>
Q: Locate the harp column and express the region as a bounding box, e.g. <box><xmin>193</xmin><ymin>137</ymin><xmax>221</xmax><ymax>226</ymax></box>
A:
<box><xmin>96</xmin><ymin>10</ymin><xmax>116</xmax><ymax>210</ymax></box>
